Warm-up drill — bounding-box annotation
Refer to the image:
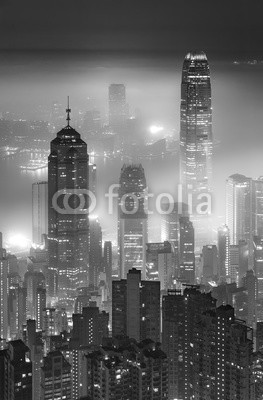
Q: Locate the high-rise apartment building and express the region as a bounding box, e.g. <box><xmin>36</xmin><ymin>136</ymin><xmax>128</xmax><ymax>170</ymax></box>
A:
<box><xmin>193</xmin><ymin>305</ymin><xmax>254</xmax><ymax>400</ymax></box>
<box><xmin>112</xmin><ymin>268</ymin><xmax>160</xmax><ymax>342</ymax></box>
<box><xmin>162</xmin><ymin>287</ymin><xmax>216</xmax><ymax>400</ymax></box>
<box><xmin>41</xmin><ymin>351</ymin><xmax>71</xmax><ymax>400</ymax></box>
<box><xmin>118</xmin><ymin>164</ymin><xmax>148</xmax><ymax>279</ymax></box>
<box><xmin>32</xmin><ymin>181</ymin><xmax>48</xmax><ymax>246</ymax></box>
<box><xmin>0</xmin><ymin>235</ymin><xmax>8</xmax><ymax>340</ymax></box>
<box><xmin>85</xmin><ymin>337</ymin><xmax>168</xmax><ymax>400</ymax></box>
<box><xmin>202</xmin><ymin>244</ymin><xmax>218</xmax><ymax>279</ymax></box>
<box><xmin>48</xmin><ymin>107</ymin><xmax>89</xmax><ymax>299</ymax></box>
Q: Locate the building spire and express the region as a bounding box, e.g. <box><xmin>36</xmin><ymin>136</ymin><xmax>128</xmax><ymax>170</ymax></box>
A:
<box><xmin>66</xmin><ymin>96</ymin><xmax>71</xmax><ymax>127</ymax></box>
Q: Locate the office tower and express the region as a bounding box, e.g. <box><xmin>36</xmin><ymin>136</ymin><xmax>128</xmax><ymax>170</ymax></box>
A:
<box><xmin>9</xmin><ymin>340</ymin><xmax>32</xmax><ymax>400</ymax></box>
<box><xmin>218</xmin><ymin>224</ymin><xmax>230</xmax><ymax>279</ymax></box>
<box><xmin>32</xmin><ymin>181</ymin><xmax>48</xmax><ymax>246</ymax></box>
<box><xmin>112</xmin><ymin>268</ymin><xmax>160</xmax><ymax>342</ymax></box>
<box><xmin>36</xmin><ymin>286</ymin><xmax>46</xmax><ymax>330</ymax></box>
<box><xmin>252</xmin><ymin>177</ymin><xmax>263</xmax><ymax>237</ymax></box>
<box><xmin>193</xmin><ymin>305</ymin><xmax>254</xmax><ymax>400</ymax></box>
<box><xmin>202</xmin><ymin>244</ymin><xmax>218</xmax><ymax>280</ymax></box>
<box><xmin>161</xmin><ymin>202</ymin><xmax>188</xmax><ymax>276</ymax></box>
<box><xmin>48</xmin><ymin>106</ymin><xmax>89</xmax><ymax>299</ymax></box>
<box><xmin>243</xmin><ymin>270</ymin><xmax>258</xmax><ymax>327</ymax></box>
<box><xmin>89</xmin><ymin>216</ymin><xmax>102</xmax><ymax>287</ymax></box>
<box><xmin>146</xmin><ymin>241</ymin><xmax>173</xmax><ymax>289</ymax></box>
<box><xmin>8</xmin><ymin>285</ymin><xmax>27</xmax><ymax>340</ymax></box>
<box><xmin>226</xmin><ymin>174</ymin><xmax>253</xmax><ymax>259</ymax></box>
<box><xmin>50</xmin><ymin>101</ymin><xmax>65</xmax><ymax>132</ymax></box>
<box><xmin>0</xmin><ymin>238</ymin><xmax>8</xmax><ymax>340</ymax></box>
<box><xmin>179</xmin><ymin>216</ymin><xmax>195</xmax><ymax>283</ymax></box>
<box><xmin>103</xmin><ymin>241</ymin><xmax>112</xmax><ymax>286</ymax></box>
<box><xmin>41</xmin><ymin>351</ymin><xmax>71</xmax><ymax>400</ymax></box>
<box><xmin>239</xmin><ymin>239</ymin><xmax>249</xmax><ymax>279</ymax></box>
<box><xmin>24</xmin><ymin>269</ymin><xmax>45</xmax><ymax>320</ymax></box>
<box><xmin>72</xmin><ymin>306</ymin><xmax>109</xmax><ymax>346</ymax></box>
<box><xmin>88</xmin><ymin>162</ymin><xmax>97</xmax><ymax>197</ymax></box>
<box><xmin>179</xmin><ymin>52</ymin><xmax>213</xmax><ymax>249</ymax></box>
<box><xmin>82</xmin><ymin>109</ymin><xmax>101</xmax><ymax>135</ymax></box>
<box><xmin>254</xmin><ymin>236</ymin><xmax>263</xmax><ymax>299</ymax></box>
<box><xmin>118</xmin><ymin>164</ymin><xmax>148</xmax><ymax>279</ymax></box>
<box><xmin>180</xmin><ymin>52</ymin><xmax>212</xmax><ymax>192</ymax></box>
<box><xmin>162</xmin><ymin>287</ymin><xmax>216</xmax><ymax>400</ymax></box>
<box><xmin>108</xmin><ymin>83</ymin><xmax>128</xmax><ymax>133</ymax></box>
<box><xmin>229</xmin><ymin>244</ymin><xmax>239</xmax><ymax>283</ymax></box>
<box><xmin>85</xmin><ymin>337</ymin><xmax>168</xmax><ymax>400</ymax></box>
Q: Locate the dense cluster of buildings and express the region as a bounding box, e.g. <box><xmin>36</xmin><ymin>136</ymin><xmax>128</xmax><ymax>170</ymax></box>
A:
<box><xmin>0</xmin><ymin>51</ymin><xmax>262</xmax><ymax>399</ymax></box>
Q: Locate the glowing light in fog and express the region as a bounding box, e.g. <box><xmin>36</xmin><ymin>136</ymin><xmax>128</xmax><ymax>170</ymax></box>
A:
<box><xmin>149</xmin><ymin>125</ymin><xmax>164</xmax><ymax>134</ymax></box>
<box><xmin>7</xmin><ymin>234</ymin><xmax>30</xmax><ymax>249</ymax></box>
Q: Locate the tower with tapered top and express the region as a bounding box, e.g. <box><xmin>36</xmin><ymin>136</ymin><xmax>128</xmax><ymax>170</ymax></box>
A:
<box><xmin>48</xmin><ymin>100</ymin><xmax>89</xmax><ymax>301</ymax></box>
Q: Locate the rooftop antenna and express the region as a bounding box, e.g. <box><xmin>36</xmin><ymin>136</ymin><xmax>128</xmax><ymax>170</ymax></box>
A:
<box><xmin>66</xmin><ymin>96</ymin><xmax>71</xmax><ymax>127</ymax></box>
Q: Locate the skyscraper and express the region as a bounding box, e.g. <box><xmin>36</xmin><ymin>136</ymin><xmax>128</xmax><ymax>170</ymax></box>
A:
<box><xmin>254</xmin><ymin>236</ymin><xmax>263</xmax><ymax>299</ymax></box>
<box><xmin>88</xmin><ymin>216</ymin><xmax>102</xmax><ymax>287</ymax></box>
<box><xmin>0</xmin><ymin>235</ymin><xmax>8</xmax><ymax>340</ymax></box>
<box><xmin>218</xmin><ymin>224</ymin><xmax>230</xmax><ymax>279</ymax></box>
<box><xmin>48</xmin><ymin>105</ymin><xmax>89</xmax><ymax>299</ymax></box>
<box><xmin>108</xmin><ymin>83</ymin><xmax>128</xmax><ymax>133</ymax></box>
<box><xmin>118</xmin><ymin>164</ymin><xmax>148</xmax><ymax>279</ymax></box>
<box><xmin>179</xmin><ymin>52</ymin><xmax>213</xmax><ymax>249</ymax></box>
<box><xmin>32</xmin><ymin>181</ymin><xmax>48</xmax><ymax>246</ymax></box>
<box><xmin>226</xmin><ymin>174</ymin><xmax>253</xmax><ymax>259</ymax></box>
<box><xmin>41</xmin><ymin>351</ymin><xmax>71</xmax><ymax>400</ymax></box>
<box><xmin>179</xmin><ymin>216</ymin><xmax>195</xmax><ymax>284</ymax></box>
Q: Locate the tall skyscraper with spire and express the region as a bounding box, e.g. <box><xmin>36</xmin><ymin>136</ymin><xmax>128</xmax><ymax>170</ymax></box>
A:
<box><xmin>48</xmin><ymin>101</ymin><xmax>89</xmax><ymax>301</ymax></box>
<box><xmin>179</xmin><ymin>51</ymin><xmax>213</xmax><ymax>249</ymax></box>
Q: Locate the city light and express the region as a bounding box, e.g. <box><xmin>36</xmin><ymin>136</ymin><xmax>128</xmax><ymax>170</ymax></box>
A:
<box><xmin>149</xmin><ymin>125</ymin><xmax>164</xmax><ymax>134</ymax></box>
<box><xmin>7</xmin><ymin>234</ymin><xmax>30</xmax><ymax>249</ymax></box>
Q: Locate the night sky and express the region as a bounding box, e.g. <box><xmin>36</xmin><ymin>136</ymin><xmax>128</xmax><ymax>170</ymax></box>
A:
<box><xmin>0</xmin><ymin>0</ymin><xmax>262</xmax><ymax>57</ymax></box>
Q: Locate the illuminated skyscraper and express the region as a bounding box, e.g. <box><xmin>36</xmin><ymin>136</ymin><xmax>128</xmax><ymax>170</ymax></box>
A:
<box><xmin>179</xmin><ymin>216</ymin><xmax>195</xmax><ymax>284</ymax></box>
<box><xmin>0</xmin><ymin>235</ymin><xmax>8</xmax><ymax>340</ymax></box>
<box><xmin>48</xmin><ymin>105</ymin><xmax>89</xmax><ymax>299</ymax></box>
<box><xmin>179</xmin><ymin>52</ymin><xmax>213</xmax><ymax>249</ymax></box>
<box><xmin>32</xmin><ymin>181</ymin><xmax>48</xmax><ymax>246</ymax></box>
<box><xmin>254</xmin><ymin>236</ymin><xmax>263</xmax><ymax>299</ymax></box>
<box><xmin>180</xmin><ymin>52</ymin><xmax>212</xmax><ymax>199</ymax></box>
<box><xmin>118</xmin><ymin>164</ymin><xmax>148</xmax><ymax>279</ymax></box>
<box><xmin>88</xmin><ymin>216</ymin><xmax>102</xmax><ymax>287</ymax></box>
<box><xmin>226</xmin><ymin>174</ymin><xmax>253</xmax><ymax>254</ymax></box>
<box><xmin>218</xmin><ymin>224</ymin><xmax>230</xmax><ymax>279</ymax></box>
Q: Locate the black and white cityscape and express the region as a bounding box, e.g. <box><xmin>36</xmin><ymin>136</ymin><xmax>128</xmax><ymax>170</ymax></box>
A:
<box><xmin>0</xmin><ymin>1</ymin><xmax>263</xmax><ymax>399</ymax></box>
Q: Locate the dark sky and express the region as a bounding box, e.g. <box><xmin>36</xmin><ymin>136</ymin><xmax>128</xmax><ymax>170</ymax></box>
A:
<box><xmin>0</xmin><ymin>0</ymin><xmax>262</xmax><ymax>57</ymax></box>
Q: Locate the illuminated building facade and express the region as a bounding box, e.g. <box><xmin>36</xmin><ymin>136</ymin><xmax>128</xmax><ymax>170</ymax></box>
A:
<box><xmin>218</xmin><ymin>224</ymin><xmax>230</xmax><ymax>279</ymax></box>
<box><xmin>118</xmin><ymin>164</ymin><xmax>148</xmax><ymax>279</ymax></box>
<box><xmin>179</xmin><ymin>216</ymin><xmax>195</xmax><ymax>284</ymax></box>
<box><xmin>88</xmin><ymin>216</ymin><xmax>102</xmax><ymax>287</ymax></box>
<box><xmin>226</xmin><ymin>174</ymin><xmax>253</xmax><ymax>260</ymax></box>
<box><xmin>41</xmin><ymin>351</ymin><xmax>71</xmax><ymax>400</ymax></box>
<box><xmin>194</xmin><ymin>305</ymin><xmax>253</xmax><ymax>400</ymax></box>
<box><xmin>162</xmin><ymin>288</ymin><xmax>216</xmax><ymax>400</ymax></box>
<box><xmin>179</xmin><ymin>52</ymin><xmax>213</xmax><ymax>249</ymax></box>
<box><xmin>85</xmin><ymin>337</ymin><xmax>168</xmax><ymax>400</ymax></box>
<box><xmin>146</xmin><ymin>241</ymin><xmax>173</xmax><ymax>290</ymax></box>
<box><xmin>48</xmin><ymin>108</ymin><xmax>89</xmax><ymax>299</ymax></box>
<box><xmin>254</xmin><ymin>236</ymin><xmax>263</xmax><ymax>299</ymax></box>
